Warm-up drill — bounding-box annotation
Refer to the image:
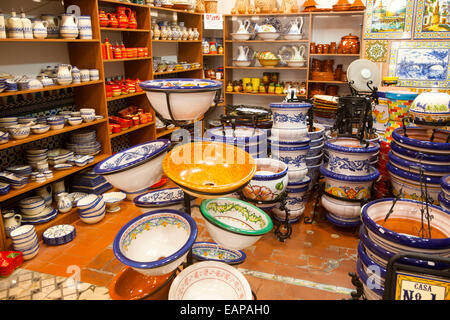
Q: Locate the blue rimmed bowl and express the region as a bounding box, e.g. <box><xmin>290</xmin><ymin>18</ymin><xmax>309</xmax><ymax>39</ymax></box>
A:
<box><xmin>441</xmin><ymin>175</ymin><xmax>450</xmax><ymax>200</ymax></box>
<box><xmin>0</xmin><ymin>182</ymin><xmax>10</xmax><ymax>195</ymax></box>
<box><xmin>191</xmin><ymin>242</ymin><xmax>246</xmax><ymax>265</ymax></box>
<box><xmin>271</xmin><ymin>144</ymin><xmax>310</xmax><ymax>171</ymax></box>
<box><xmin>140</xmin><ymin>78</ymin><xmax>222</xmax><ymax>121</ymax></box>
<box><xmin>306</xmin><ymin>152</ymin><xmax>323</xmax><ymax>166</ymax></box>
<box><xmin>392</xmin><ymin>127</ymin><xmax>450</xmax><ymax>155</ymax></box>
<box><xmin>134</xmin><ymin>188</ymin><xmax>185</xmax><ymax>213</ymax></box>
<box><xmin>43</xmin><ymin>224</ymin><xmax>76</xmax><ymax>246</ymax></box>
<box><xmin>325</xmin><ymin>138</ymin><xmax>380</xmax><ymax>176</ymax></box>
<box><xmin>31</xmin><ymin>124</ymin><xmax>50</xmax><ymax>134</ymax></box>
<box><xmin>357</xmin><ymin>241</ymin><xmax>386</xmax><ymax>288</ymax></box>
<box><xmin>113</xmin><ymin>209</ymin><xmax>198</xmax><ymax>276</ymax></box>
<box><xmin>94</xmin><ymin>139</ymin><xmax>171</xmax><ymax>193</ymax></box>
<box><xmin>269</xmin><ymin>136</ymin><xmax>311</xmax><ymax>148</ymax></box>
<box><xmin>321</xmin><ymin>194</ymin><xmax>362</xmax><ymax>225</ymax></box>
<box><xmin>307</xmin><ymin>142</ymin><xmax>324</xmax><ymax>157</ymax></box>
<box><xmin>307</xmin><ymin>123</ymin><xmax>325</xmax><ymax>141</ymax></box>
<box><xmin>361</xmin><ymin>198</ymin><xmax>450</xmax><ymax>255</ymax></box>
<box><xmin>205</xmin><ymin>126</ymin><xmax>267</xmax><ymax>149</ymax></box>
<box><xmin>9</xmin><ymin>125</ymin><xmax>31</xmax><ymax>140</ymax></box>
<box><xmin>103</xmin><ymin>192</ymin><xmax>126</xmax><ymax>213</ymax></box>
<box><xmin>390</xmin><ymin>141</ymin><xmax>450</xmax><ymax>165</ymax></box>
<box><xmin>270</xmin><ymin>101</ymin><xmax>312</xmax><ymax>129</ymax></box>
<box><xmin>438</xmin><ymin>192</ymin><xmax>450</xmax><ymax>212</ymax></box>
<box><xmin>242</xmin><ymin>158</ymin><xmax>288</xmax><ymax>206</ymax></box>
<box><xmin>123</xmin><ymin>188</ymin><xmax>149</xmax><ymax>201</ymax></box>
<box><xmin>388</xmin><ymin>151</ymin><xmax>450</xmax><ymax>177</ymax></box>
<box><xmin>356</xmin><ymin>259</ymin><xmax>383</xmax><ymax>300</ymax></box>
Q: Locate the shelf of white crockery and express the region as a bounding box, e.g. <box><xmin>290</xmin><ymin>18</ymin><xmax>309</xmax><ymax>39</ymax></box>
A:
<box><xmin>0</xmin><ymin>153</ymin><xmax>110</xmax><ymax>203</ymax></box>
<box><xmin>0</xmin><ymin>119</ymin><xmax>107</xmax><ymax>151</ymax></box>
<box><xmin>0</xmin><ymin>38</ymin><xmax>99</xmax><ymax>43</ymax></box>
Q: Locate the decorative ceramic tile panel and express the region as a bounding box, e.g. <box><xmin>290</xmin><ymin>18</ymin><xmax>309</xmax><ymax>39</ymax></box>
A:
<box><xmin>413</xmin><ymin>0</ymin><xmax>450</xmax><ymax>39</ymax></box>
<box><xmin>365</xmin><ymin>40</ymin><xmax>389</xmax><ymax>62</ymax></box>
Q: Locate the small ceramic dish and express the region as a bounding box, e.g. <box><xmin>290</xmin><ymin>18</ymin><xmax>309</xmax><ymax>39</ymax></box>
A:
<box><xmin>31</xmin><ymin>124</ymin><xmax>50</xmax><ymax>134</ymax></box>
<box><xmin>134</xmin><ymin>188</ymin><xmax>184</xmax><ymax>209</ymax></box>
<box><xmin>42</xmin><ymin>224</ymin><xmax>76</xmax><ymax>246</ymax></box>
<box><xmin>49</xmin><ymin>123</ymin><xmax>65</xmax><ymax>130</ymax></box>
<box><xmin>103</xmin><ymin>192</ymin><xmax>126</xmax><ymax>213</ymax></box>
<box><xmin>191</xmin><ymin>242</ymin><xmax>246</xmax><ymax>265</ymax></box>
<box><xmin>35</xmin><ymin>173</ymin><xmax>46</xmax><ymax>183</ymax></box>
<box><xmin>53</xmin><ymin>163</ymin><xmax>73</xmax><ymax>170</ymax></box>
<box><xmin>0</xmin><ymin>181</ymin><xmax>10</xmax><ymax>195</ymax></box>
<box><xmin>82</xmin><ymin>114</ymin><xmax>96</xmax><ymax>123</ymax></box>
<box><xmin>68</xmin><ymin>117</ymin><xmax>83</xmax><ymax>126</ymax></box>
<box><xmin>9</xmin><ymin>126</ymin><xmax>31</xmax><ymax>140</ymax></box>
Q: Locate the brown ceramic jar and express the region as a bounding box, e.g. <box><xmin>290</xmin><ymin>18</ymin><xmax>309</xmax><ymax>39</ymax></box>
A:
<box><xmin>339</xmin><ymin>34</ymin><xmax>359</xmax><ymax>54</ymax></box>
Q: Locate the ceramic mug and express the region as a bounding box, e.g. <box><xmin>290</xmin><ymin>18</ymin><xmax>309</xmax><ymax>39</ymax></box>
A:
<box><xmin>89</xmin><ymin>69</ymin><xmax>99</xmax><ymax>81</ymax></box>
<box><xmin>80</xmin><ymin>69</ymin><xmax>90</xmax><ymax>82</ymax></box>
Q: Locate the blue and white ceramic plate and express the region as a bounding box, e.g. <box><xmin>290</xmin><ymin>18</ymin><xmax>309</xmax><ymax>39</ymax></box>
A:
<box><xmin>43</xmin><ymin>224</ymin><xmax>76</xmax><ymax>246</ymax></box>
<box><xmin>191</xmin><ymin>242</ymin><xmax>246</xmax><ymax>265</ymax></box>
<box><xmin>54</xmin><ymin>163</ymin><xmax>73</xmax><ymax>170</ymax></box>
<box><xmin>94</xmin><ymin>139</ymin><xmax>171</xmax><ymax>175</ymax></box>
<box><xmin>140</xmin><ymin>78</ymin><xmax>222</xmax><ymax>91</ymax></box>
<box><xmin>22</xmin><ymin>208</ymin><xmax>58</xmax><ymax>225</ymax></box>
<box><xmin>134</xmin><ymin>187</ymin><xmax>184</xmax><ymax>208</ymax></box>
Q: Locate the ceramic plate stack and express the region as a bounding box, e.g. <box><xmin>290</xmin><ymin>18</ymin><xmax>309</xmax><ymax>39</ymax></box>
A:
<box><xmin>0</xmin><ymin>171</ymin><xmax>28</xmax><ymax>189</ymax></box>
<box><xmin>19</xmin><ymin>196</ymin><xmax>58</xmax><ymax>225</ymax></box>
<box><xmin>387</xmin><ymin>127</ymin><xmax>450</xmax><ymax>205</ymax></box>
<box><xmin>9</xmin><ymin>225</ymin><xmax>40</xmax><ymax>260</ymax></box>
<box><xmin>70</xmin><ymin>169</ymin><xmax>112</xmax><ymax>195</ymax></box>
<box><xmin>320</xmin><ymin>137</ymin><xmax>380</xmax><ymax>227</ymax></box>
<box><xmin>204</xmin><ymin>126</ymin><xmax>268</xmax><ymax>159</ymax></box>
<box><xmin>25</xmin><ymin>149</ymin><xmax>49</xmax><ymax>170</ymax></box>
<box><xmin>312</xmin><ymin>95</ymin><xmax>338</xmax><ymax>129</ymax></box>
<box><xmin>43</xmin><ymin>224</ymin><xmax>76</xmax><ymax>246</ymax></box>
<box><xmin>48</xmin><ymin>149</ymin><xmax>74</xmax><ymax>166</ymax></box>
<box><xmin>6</xmin><ymin>165</ymin><xmax>32</xmax><ymax>178</ymax></box>
<box><xmin>0</xmin><ymin>117</ymin><xmax>18</xmax><ymax>129</ymax></box>
<box><xmin>66</xmin><ymin>130</ymin><xmax>102</xmax><ymax>156</ymax></box>
<box><xmin>0</xmin><ymin>78</ymin><xmax>7</xmax><ymax>93</ymax></box>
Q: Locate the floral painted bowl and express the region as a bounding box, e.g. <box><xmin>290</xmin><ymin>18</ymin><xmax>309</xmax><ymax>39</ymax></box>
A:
<box><xmin>410</xmin><ymin>90</ymin><xmax>450</xmax><ymax>126</ymax></box>
<box><xmin>168</xmin><ymin>261</ymin><xmax>252</xmax><ymax>300</ymax></box>
<box><xmin>361</xmin><ymin>198</ymin><xmax>450</xmax><ymax>256</ymax></box>
<box><xmin>94</xmin><ymin>140</ymin><xmax>171</xmax><ymax>193</ymax></box>
<box><xmin>242</xmin><ymin>158</ymin><xmax>288</xmax><ymax>204</ymax></box>
<box><xmin>200</xmin><ymin>198</ymin><xmax>273</xmax><ymax>250</ymax></box>
<box><xmin>113</xmin><ymin>209</ymin><xmax>197</xmax><ymax>276</ymax></box>
<box><xmin>325</xmin><ymin>138</ymin><xmax>380</xmax><ymax>176</ymax></box>
<box><xmin>270</xmin><ymin>102</ymin><xmax>312</xmax><ymax>129</ymax></box>
<box><xmin>392</xmin><ymin>127</ymin><xmax>450</xmax><ymax>155</ymax></box>
<box><xmin>162</xmin><ymin>142</ymin><xmax>256</xmax><ymax>199</ymax></box>
<box><xmin>140</xmin><ymin>79</ymin><xmax>222</xmax><ymax>121</ymax></box>
<box><xmin>191</xmin><ymin>242</ymin><xmax>246</xmax><ymax>265</ymax></box>
<box><xmin>134</xmin><ymin>188</ymin><xmax>185</xmax><ymax>213</ymax></box>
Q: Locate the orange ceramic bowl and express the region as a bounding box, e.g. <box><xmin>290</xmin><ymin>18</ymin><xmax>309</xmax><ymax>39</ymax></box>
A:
<box><xmin>162</xmin><ymin>141</ymin><xmax>256</xmax><ymax>198</ymax></box>
<box><xmin>108</xmin><ymin>266</ymin><xmax>177</xmax><ymax>300</ymax></box>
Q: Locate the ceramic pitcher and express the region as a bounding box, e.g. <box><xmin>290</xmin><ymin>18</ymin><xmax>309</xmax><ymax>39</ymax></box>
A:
<box><xmin>6</xmin><ymin>10</ymin><xmax>24</xmax><ymax>39</ymax></box>
<box><xmin>78</xmin><ymin>15</ymin><xmax>92</xmax><ymax>39</ymax></box>
<box><xmin>56</xmin><ymin>64</ymin><xmax>73</xmax><ymax>85</ymax></box>
<box><xmin>41</xmin><ymin>14</ymin><xmax>59</xmax><ymax>39</ymax></box>
<box><xmin>237</xmin><ymin>19</ymin><xmax>251</xmax><ymax>33</ymax></box>
<box><xmin>0</xmin><ymin>13</ymin><xmax>6</xmax><ymax>39</ymax></box>
<box><xmin>292</xmin><ymin>45</ymin><xmax>306</xmax><ymax>61</ymax></box>
<box><xmin>56</xmin><ymin>192</ymin><xmax>72</xmax><ymax>213</ymax></box>
<box><xmin>2</xmin><ymin>212</ymin><xmax>22</xmax><ymax>238</ymax></box>
<box><xmin>20</xmin><ymin>11</ymin><xmax>33</xmax><ymax>39</ymax></box>
<box><xmin>32</xmin><ymin>20</ymin><xmax>48</xmax><ymax>39</ymax></box>
<box><xmin>237</xmin><ymin>46</ymin><xmax>250</xmax><ymax>61</ymax></box>
<box><xmin>36</xmin><ymin>185</ymin><xmax>52</xmax><ymax>206</ymax></box>
<box><xmin>59</xmin><ymin>14</ymin><xmax>79</xmax><ymax>39</ymax></box>
<box><xmin>288</xmin><ymin>17</ymin><xmax>303</xmax><ymax>34</ymax></box>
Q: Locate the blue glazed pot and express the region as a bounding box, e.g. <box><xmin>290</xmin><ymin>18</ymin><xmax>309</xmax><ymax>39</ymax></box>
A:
<box><xmin>392</xmin><ymin>127</ymin><xmax>450</xmax><ymax>155</ymax></box>
<box><xmin>390</xmin><ymin>141</ymin><xmax>450</xmax><ymax>164</ymax></box>
<box><xmin>270</xmin><ymin>102</ymin><xmax>312</xmax><ymax>129</ymax></box>
<box><xmin>388</xmin><ymin>151</ymin><xmax>450</xmax><ymax>176</ymax></box>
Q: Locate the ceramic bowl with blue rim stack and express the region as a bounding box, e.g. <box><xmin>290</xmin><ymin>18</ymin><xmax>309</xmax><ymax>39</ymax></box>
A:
<box><xmin>9</xmin><ymin>225</ymin><xmax>40</xmax><ymax>260</ymax></box>
<box><xmin>76</xmin><ymin>194</ymin><xmax>106</xmax><ymax>224</ymax></box>
<box><xmin>0</xmin><ymin>181</ymin><xmax>10</xmax><ymax>195</ymax></box>
<box><xmin>43</xmin><ymin>224</ymin><xmax>76</xmax><ymax>246</ymax></box>
<box><xmin>21</xmin><ymin>206</ymin><xmax>58</xmax><ymax>225</ymax></box>
<box><xmin>134</xmin><ymin>187</ymin><xmax>185</xmax><ymax>213</ymax></box>
<box><xmin>94</xmin><ymin>139</ymin><xmax>171</xmax><ymax>194</ymax></box>
<box><xmin>6</xmin><ymin>165</ymin><xmax>33</xmax><ymax>178</ymax></box>
<box><xmin>191</xmin><ymin>242</ymin><xmax>246</xmax><ymax>265</ymax></box>
<box><xmin>320</xmin><ymin>137</ymin><xmax>380</xmax><ymax>227</ymax></box>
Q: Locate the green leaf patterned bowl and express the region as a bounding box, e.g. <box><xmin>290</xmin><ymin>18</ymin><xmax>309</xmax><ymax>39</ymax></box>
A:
<box><xmin>200</xmin><ymin>198</ymin><xmax>273</xmax><ymax>250</ymax></box>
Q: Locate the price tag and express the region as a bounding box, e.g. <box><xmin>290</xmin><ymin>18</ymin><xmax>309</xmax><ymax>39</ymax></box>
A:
<box><xmin>394</xmin><ymin>272</ymin><xmax>450</xmax><ymax>300</ymax></box>
<box><xmin>204</xmin><ymin>14</ymin><xmax>223</xmax><ymax>30</ymax></box>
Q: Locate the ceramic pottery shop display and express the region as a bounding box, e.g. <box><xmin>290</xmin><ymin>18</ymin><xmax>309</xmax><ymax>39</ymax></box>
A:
<box><xmin>320</xmin><ymin>137</ymin><xmax>380</xmax><ymax>227</ymax></box>
<box><xmin>357</xmin><ymin>198</ymin><xmax>450</xmax><ymax>300</ymax></box>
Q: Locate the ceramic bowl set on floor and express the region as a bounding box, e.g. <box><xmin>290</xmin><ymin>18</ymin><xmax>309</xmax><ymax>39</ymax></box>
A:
<box><xmin>268</xmin><ymin>100</ymin><xmax>313</xmax><ymax>223</ymax></box>
<box><xmin>320</xmin><ymin>137</ymin><xmax>380</xmax><ymax>227</ymax></box>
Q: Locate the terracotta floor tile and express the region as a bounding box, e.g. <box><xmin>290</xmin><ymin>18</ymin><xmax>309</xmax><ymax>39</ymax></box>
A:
<box><xmin>102</xmin><ymin>257</ymin><xmax>126</xmax><ymax>274</ymax></box>
<box><xmin>80</xmin><ymin>268</ymin><xmax>114</xmax><ymax>287</ymax></box>
<box><xmin>85</xmin><ymin>249</ymin><xmax>115</xmax><ymax>270</ymax></box>
<box><xmin>283</xmin><ymin>282</ymin><xmax>350</xmax><ymax>300</ymax></box>
<box><xmin>40</xmin><ymin>263</ymin><xmax>71</xmax><ymax>278</ymax></box>
<box><xmin>255</xmin><ymin>279</ymin><xmax>286</xmax><ymax>300</ymax></box>
<box><xmin>49</xmin><ymin>253</ymin><xmax>94</xmax><ymax>268</ymax></box>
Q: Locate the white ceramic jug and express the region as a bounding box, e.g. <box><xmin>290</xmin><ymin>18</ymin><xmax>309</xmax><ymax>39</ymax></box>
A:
<box><xmin>59</xmin><ymin>14</ymin><xmax>78</xmax><ymax>39</ymax></box>
<box><xmin>292</xmin><ymin>45</ymin><xmax>306</xmax><ymax>61</ymax></box>
<box><xmin>288</xmin><ymin>17</ymin><xmax>303</xmax><ymax>35</ymax></box>
<box><xmin>78</xmin><ymin>15</ymin><xmax>92</xmax><ymax>40</ymax></box>
<box><xmin>20</xmin><ymin>11</ymin><xmax>33</xmax><ymax>39</ymax></box>
<box><xmin>56</xmin><ymin>192</ymin><xmax>72</xmax><ymax>213</ymax></box>
<box><xmin>3</xmin><ymin>212</ymin><xmax>22</xmax><ymax>238</ymax></box>
<box><xmin>32</xmin><ymin>19</ymin><xmax>48</xmax><ymax>39</ymax></box>
<box><xmin>6</xmin><ymin>10</ymin><xmax>24</xmax><ymax>39</ymax></box>
<box><xmin>41</xmin><ymin>14</ymin><xmax>59</xmax><ymax>38</ymax></box>
<box><xmin>56</xmin><ymin>64</ymin><xmax>73</xmax><ymax>85</ymax></box>
<box><xmin>0</xmin><ymin>13</ymin><xmax>6</xmax><ymax>39</ymax></box>
<box><xmin>237</xmin><ymin>46</ymin><xmax>250</xmax><ymax>61</ymax></box>
<box><xmin>237</xmin><ymin>19</ymin><xmax>251</xmax><ymax>33</ymax></box>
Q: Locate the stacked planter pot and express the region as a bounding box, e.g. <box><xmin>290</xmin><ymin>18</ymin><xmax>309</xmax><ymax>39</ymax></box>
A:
<box><xmin>320</xmin><ymin>137</ymin><xmax>380</xmax><ymax>227</ymax></box>
<box><xmin>388</xmin><ymin>127</ymin><xmax>450</xmax><ymax>205</ymax></box>
<box><xmin>440</xmin><ymin>175</ymin><xmax>450</xmax><ymax>212</ymax></box>
<box><xmin>269</xmin><ymin>101</ymin><xmax>313</xmax><ymax>223</ymax></box>
<box><xmin>357</xmin><ymin>198</ymin><xmax>450</xmax><ymax>299</ymax></box>
<box><xmin>306</xmin><ymin>123</ymin><xmax>325</xmax><ymax>192</ymax></box>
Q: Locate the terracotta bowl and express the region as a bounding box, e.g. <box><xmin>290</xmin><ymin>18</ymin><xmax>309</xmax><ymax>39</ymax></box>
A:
<box><xmin>162</xmin><ymin>141</ymin><xmax>256</xmax><ymax>199</ymax></box>
<box><xmin>311</xmin><ymin>72</ymin><xmax>335</xmax><ymax>81</ymax></box>
<box><xmin>258</xmin><ymin>58</ymin><xmax>280</xmax><ymax>67</ymax></box>
<box><xmin>108</xmin><ymin>266</ymin><xmax>177</xmax><ymax>300</ymax></box>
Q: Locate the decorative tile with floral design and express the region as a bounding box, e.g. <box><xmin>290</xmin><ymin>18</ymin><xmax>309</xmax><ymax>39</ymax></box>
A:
<box><xmin>365</xmin><ymin>40</ymin><xmax>389</xmax><ymax>62</ymax></box>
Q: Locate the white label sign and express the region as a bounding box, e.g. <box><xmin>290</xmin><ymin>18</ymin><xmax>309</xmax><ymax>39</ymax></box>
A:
<box><xmin>204</xmin><ymin>14</ymin><xmax>223</xmax><ymax>30</ymax></box>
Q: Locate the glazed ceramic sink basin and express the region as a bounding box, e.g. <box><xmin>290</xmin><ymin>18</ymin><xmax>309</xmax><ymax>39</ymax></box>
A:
<box><xmin>191</xmin><ymin>242</ymin><xmax>246</xmax><ymax>265</ymax></box>
<box><xmin>200</xmin><ymin>198</ymin><xmax>273</xmax><ymax>250</ymax></box>
<box><xmin>94</xmin><ymin>140</ymin><xmax>171</xmax><ymax>193</ymax></box>
<box><xmin>162</xmin><ymin>142</ymin><xmax>256</xmax><ymax>199</ymax></box>
<box><xmin>392</xmin><ymin>127</ymin><xmax>450</xmax><ymax>155</ymax></box>
<box><xmin>134</xmin><ymin>187</ymin><xmax>185</xmax><ymax>213</ymax></box>
<box><xmin>168</xmin><ymin>261</ymin><xmax>252</xmax><ymax>300</ymax></box>
<box><xmin>139</xmin><ymin>79</ymin><xmax>222</xmax><ymax>121</ymax></box>
<box><xmin>113</xmin><ymin>209</ymin><xmax>197</xmax><ymax>276</ymax></box>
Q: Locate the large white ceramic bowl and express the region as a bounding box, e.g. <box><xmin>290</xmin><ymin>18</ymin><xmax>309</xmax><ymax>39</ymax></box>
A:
<box><xmin>139</xmin><ymin>79</ymin><xmax>222</xmax><ymax>121</ymax></box>
<box><xmin>168</xmin><ymin>261</ymin><xmax>252</xmax><ymax>300</ymax></box>
<box><xmin>410</xmin><ymin>90</ymin><xmax>450</xmax><ymax>125</ymax></box>
<box><xmin>270</xmin><ymin>102</ymin><xmax>312</xmax><ymax>129</ymax></box>
<box><xmin>94</xmin><ymin>140</ymin><xmax>171</xmax><ymax>193</ymax></box>
<box><xmin>113</xmin><ymin>209</ymin><xmax>198</xmax><ymax>276</ymax></box>
<box><xmin>200</xmin><ymin>198</ymin><xmax>273</xmax><ymax>250</ymax></box>
<box><xmin>230</xmin><ymin>33</ymin><xmax>252</xmax><ymax>41</ymax></box>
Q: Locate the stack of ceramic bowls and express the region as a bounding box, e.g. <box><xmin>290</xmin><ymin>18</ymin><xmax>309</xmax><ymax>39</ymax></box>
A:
<box><xmin>0</xmin><ymin>117</ymin><xmax>18</xmax><ymax>129</ymax></box>
<box><xmin>320</xmin><ymin>137</ymin><xmax>380</xmax><ymax>227</ymax></box>
<box><xmin>134</xmin><ymin>187</ymin><xmax>185</xmax><ymax>213</ymax></box>
<box><xmin>0</xmin><ymin>78</ymin><xmax>7</xmax><ymax>92</ymax></box>
<box><xmin>71</xmin><ymin>169</ymin><xmax>113</xmax><ymax>195</ymax></box>
<box><xmin>47</xmin><ymin>116</ymin><xmax>65</xmax><ymax>130</ymax></box>
<box><xmin>357</xmin><ymin>198</ymin><xmax>450</xmax><ymax>299</ymax></box>
<box><xmin>18</xmin><ymin>196</ymin><xmax>58</xmax><ymax>225</ymax></box>
<box><xmin>80</xmin><ymin>108</ymin><xmax>96</xmax><ymax>123</ymax></box>
<box><xmin>440</xmin><ymin>175</ymin><xmax>450</xmax><ymax>212</ymax></box>
<box><xmin>306</xmin><ymin>123</ymin><xmax>326</xmax><ymax>190</ymax></box>
<box><xmin>76</xmin><ymin>194</ymin><xmax>106</xmax><ymax>224</ymax></box>
<box><xmin>388</xmin><ymin>127</ymin><xmax>450</xmax><ymax>205</ymax></box>
<box><xmin>384</xmin><ymin>91</ymin><xmax>418</xmax><ymax>142</ymax></box>
<box><xmin>9</xmin><ymin>225</ymin><xmax>40</xmax><ymax>260</ymax></box>
<box><xmin>66</xmin><ymin>130</ymin><xmax>102</xmax><ymax>156</ymax></box>
<box><xmin>204</xmin><ymin>126</ymin><xmax>268</xmax><ymax>158</ymax></box>
<box><xmin>272</xmin><ymin>175</ymin><xmax>310</xmax><ymax>223</ymax></box>
<box><xmin>0</xmin><ymin>172</ymin><xmax>28</xmax><ymax>189</ymax></box>
<box><xmin>26</xmin><ymin>149</ymin><xmax>48</xmax><ymax>170</ymax></box>
<box><xmin>21</xmin><ymin>205</ymin><xmax>58</xmax><ymax>225</ymax></box>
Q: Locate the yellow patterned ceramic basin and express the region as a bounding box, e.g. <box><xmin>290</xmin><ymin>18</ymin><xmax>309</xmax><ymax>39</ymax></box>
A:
<box><xmin>162</xmin><ymin>142</ymin><xmax>256</xmax><ymax>198</ymax></box>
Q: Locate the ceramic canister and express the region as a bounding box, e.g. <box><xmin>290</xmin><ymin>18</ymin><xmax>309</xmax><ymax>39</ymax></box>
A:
<box><xmin>72</xmin><ymin>66</ymin><xmax>81</xmax><ymax>84</ymax></box>
<box><xmin>80</xmin><ymin>69</ymin><xmax>90</xmax><ymax>82</ymax></box>
<box><xmin>89</xmin><ymin>69</ymin><xmax>99</xmax><ymax>81</ymax></box>
<box><xmin>6</xmin><ymin>11</ymin><xmax>24</xmax><ymax>39</ymax></box>
<box><xmin>270</xmin><ymin>102</ymin><xmax>312</xmax><ymax>130</ymax></box>
<box><xmin>78</xmin><ymin>15</ymin><xmax>92</xmax><ymax>40</ymax></box>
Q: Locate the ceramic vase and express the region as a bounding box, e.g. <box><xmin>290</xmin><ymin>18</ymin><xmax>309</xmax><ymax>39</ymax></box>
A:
<box><xmin>193</xmin><ymin>27</ymin><xmax>199</xmax><ymax>40</ymax></box>
<box><xmin>6</xmin><ymin>11</ymin><xmax>24</xmax><ymax>39</ymax></box>
<box><xmin>20</xmin><ymin>11</ymin><xmax>33</xmax><ymax>39</ymax></box>
<box><xmin>57</xmin><ymin>192</ymin><xmax>72</xmax><ymax>213</ymax></box>
<box><xmin>188</xmin><ymin>27</ymin><xmax>194</xmax><ymax>40</ymax></box>
<box><xmin>59</xmin><ymin>14</ymin><xmax>79</xmax><ymax>39</ymax></box>
<box><xmin>72</xmin><ymin>66</ymin><xmax>81</xmax><ymax>84</ymax></box>
<box><xmin>41</xmin><ymin>14</ymin><xmax>59</xmax><ymax>38</ymax></box>
<box><xmin>36</xmin><ymin>185</ymin><xmax>52</xmax><ymax>206</ymax></box>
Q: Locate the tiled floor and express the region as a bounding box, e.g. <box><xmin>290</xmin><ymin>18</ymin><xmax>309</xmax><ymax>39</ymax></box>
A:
<box><xmin>8</xmin><ymin>182</ymin><xmax>360</xmax><ymax>300</ymax></box>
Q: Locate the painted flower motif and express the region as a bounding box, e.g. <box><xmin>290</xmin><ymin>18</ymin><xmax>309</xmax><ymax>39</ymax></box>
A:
<box><xmin>365</xmin><ymin>40</ymin><xmax>388</xmax><ymax>62</ymax></box>
<box><xmin>346</xmin><ymin>188</ymin><xmax>357</xmax><ymax>199</ymax></box>
<box><xmin>243</xmin><ymin>185</ymin><xmax>274</xmax><ymax>201</ymax></box>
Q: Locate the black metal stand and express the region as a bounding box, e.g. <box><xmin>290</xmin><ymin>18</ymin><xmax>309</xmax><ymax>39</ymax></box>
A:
<box><xmin>347</xmin><ymin>272</ymin><xmax>366</xmax><ymax>300</ymax></box>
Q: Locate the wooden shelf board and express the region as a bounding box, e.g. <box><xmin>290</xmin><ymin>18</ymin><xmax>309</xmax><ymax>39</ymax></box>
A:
<box><xmin>203</xmin><ymin>54</ymin><xmax>224</xmax><ymax>56</ymax></box>
<box><xmin>152</xmin><ymin>40</ymin><xmax>202</xmax><ymax>43</ymax></box>
<box><xmin>223</xmin><ymin>11</ymin><xmax>364</xmax><ymax>17</ymax></box>
<box><xmin>225</xmin><ymin>66</ymin><xmax>308</xmax><ymax>70</ymax></box>
<box><xmin>0</xmin><ymin>38</ymin><xmax>99</xmax><ymax>43</ymax></box>
<box><xmin>99</xmin><ymin>0</ymin><xmax>151</xmax><ymax>8</ymax></box>
<box><xmin>226</xmin><ymin>92</ymin><xmax>306</xmax><ymax>97</ymax></box>
<box><xmin>225</xmin><ymin>40</ymin><xmax>309</xmax><ymax>43</ymax></box>
<box><xmin>310</xmin><ymin>53</ymin><xmax>360</xmax><ymax>56</ymax></box>
<box><xmin>0</xmin><ymin>80</ymin><xmax>104</xmax><ymax>98</ymax></box>
<box><xmin>103</xmin><ymin>57</ymin><xmax>151</xmax><ymax>62</ymax></box>
<box><xmin>153</xmin><ymin>67</ymin><xmax>203</xmax><ymax>76</ymax></box>
<box><xmin>150</xmin><ymin>6</ymin><xmax>203</xmax><ymax>15</ymax></box>
<box><xmin>308</xmin><ymin>80</ymin><xmax>348</xmax><ymax>84</ymax></box>
<box><xmin>0</xmin><ymin>153</ymin><xmax>110</xmax><ymax>203</ymax></box>
<box><xmin>106</xmin><ymin>91</ymin><xmax>146</xmax><ymax>102</ymax></box>
<box><xmin>310</xmin><ymin>10</ymin><xmax>365</xmax><ymax>15</ymax></box>
<box><xmin>110</xmin><ymin>121</ymin><xmax>155</xmax><ymax>139</ymax></box>
<box><xmin>100</xmin><ymin>27</ymin><xmax>150</xmax><ymax>33</ymax></box>
<box><xmin>156</xmin><ymin>126</ymin><xmax>181</xmax><ymax>138</ymax></box>
<box><xmin>0</xmin><ymin>119</ymin><xmax>107</xmax><ymax>151</ymax></box>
